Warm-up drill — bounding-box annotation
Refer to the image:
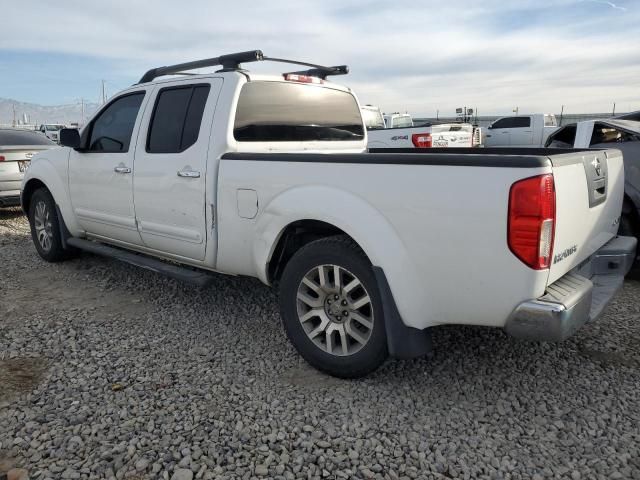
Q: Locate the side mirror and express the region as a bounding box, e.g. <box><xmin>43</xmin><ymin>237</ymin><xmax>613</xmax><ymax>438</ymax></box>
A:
<box><xmin>60</xmin><ymin>128</ymin><xmax>81</xmax><ymax>149</ymax></box>
<box><xmin>487</xmin><ymin>124</ymin><xmax>493</xmax><ymax>130</ymax></box>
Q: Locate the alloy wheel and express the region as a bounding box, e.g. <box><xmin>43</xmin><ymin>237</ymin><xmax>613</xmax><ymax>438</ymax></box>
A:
<box><xmin>296</xmin><ymin>264</ymin><xmax>374</xmax><ymax>356</ymax></box>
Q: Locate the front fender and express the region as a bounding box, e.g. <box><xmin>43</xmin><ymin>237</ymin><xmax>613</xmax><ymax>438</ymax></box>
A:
<box><xmin>253</xmin><ymin>185</ymin><xmax>425</xmax><ymax>328</ymax></box>
<box><xmin>22</xmin><ymin>153</ymin><xmax>82</xmax><ymax>236</ymax></box>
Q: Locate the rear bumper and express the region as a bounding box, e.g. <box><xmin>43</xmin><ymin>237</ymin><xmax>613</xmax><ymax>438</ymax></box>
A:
<box><xmin>505</xmin><ymin>235</ymin><xmax>636</xmax><ymax>341</ymax></box>
<box><xmin>0</xmin><ymin>190</ymin><xmax>21</xmax><ymax>207</ymax></box>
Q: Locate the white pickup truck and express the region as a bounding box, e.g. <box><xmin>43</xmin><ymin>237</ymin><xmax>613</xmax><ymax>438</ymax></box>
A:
<box><xmin>484</xmin><ymin>114</ymin><xmax>559</xmax><ymax>147</ymax></box>
<box><xmin>365</xmin><ymin>110</ymin><xmax>475</xmax><ymax>149</ymax></box>
<box><xmin>21</xmin><ymin>51</ymin><xmax>635</xmax><ymax>378</ymax></box>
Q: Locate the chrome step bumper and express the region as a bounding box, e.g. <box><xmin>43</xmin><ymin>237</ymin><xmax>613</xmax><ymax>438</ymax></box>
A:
<box><xmin>505</xmin><ymin>236</ymin><xmax>636</xmax><ymax>341</ymax></box>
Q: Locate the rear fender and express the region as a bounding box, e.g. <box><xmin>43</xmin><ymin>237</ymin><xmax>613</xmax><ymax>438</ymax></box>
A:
<box><xmin>254</xmin><ymin>185</ymin><xmax>422</xmax><ymax>327</ymax></box>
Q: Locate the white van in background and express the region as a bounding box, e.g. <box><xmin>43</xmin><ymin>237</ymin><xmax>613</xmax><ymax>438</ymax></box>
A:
<box><xmin>383</xmin><ymin>113</ymin><xmax>414</xmax><ymax>129</ymax></box>
<box><xmin>484</xmin><ymin>114</ymin><xmax>558</xmax><ymax>147</ymax></box>
<box><xmin>360</xmin><ymin>105</ymin><xmax>386</xmax><ymax>130</ymax></box>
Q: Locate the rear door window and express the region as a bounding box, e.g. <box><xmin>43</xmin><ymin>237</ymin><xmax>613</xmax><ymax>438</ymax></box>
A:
<box><xmin>147</xmin><ymin>84</ymin><xmax>211</xmax><ymax>153</ymax></box>
<box><xmin>234</xmin><ymin>82</ymin><xmax>364</xmax><ymax>142</ymax></box>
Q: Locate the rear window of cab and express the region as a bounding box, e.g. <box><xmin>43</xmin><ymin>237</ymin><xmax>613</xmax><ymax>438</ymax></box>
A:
<box><xmin>233</xmin><ymin>82</ymin><xmax>364</xmax><ymax>142</ymax></box>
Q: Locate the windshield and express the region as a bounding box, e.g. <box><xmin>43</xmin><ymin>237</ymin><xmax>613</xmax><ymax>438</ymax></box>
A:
<box><xmin>234</xmin><ymin>81</ymin><xmax>364</xmax><ymax>142</ymax></box>
<box><xmin>361</xmin><ymin>108</ymin><xmax>385</xmax><ymax>130</ymax></box>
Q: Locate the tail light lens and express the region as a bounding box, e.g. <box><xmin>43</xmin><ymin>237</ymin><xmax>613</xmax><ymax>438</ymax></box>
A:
<box><xmin>508</xmin><ymin>174</ymin><xmax>555</xmax><ymax>269</ymax></box>
<box><xmin>0</xmin><ymin>156</ymin><xmax>5</xmax><ymax>162</ymax></box>
<box><xmin>411</xmin><ymin>133</ymin><xmax>432</xmax><ymax>148</ymax></box>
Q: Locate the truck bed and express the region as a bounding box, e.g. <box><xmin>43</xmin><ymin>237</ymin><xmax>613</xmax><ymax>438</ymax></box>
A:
<box><xmin>219</xmin><ymin>147</ymin><xmax>623</xmax><ymax>331</ymax></box>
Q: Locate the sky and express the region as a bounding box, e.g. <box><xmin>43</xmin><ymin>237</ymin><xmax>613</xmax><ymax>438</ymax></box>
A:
<box><xmin>0</xmin><ymin>0</ymin><xmax>638</xmax><ymax>117</ymax></box>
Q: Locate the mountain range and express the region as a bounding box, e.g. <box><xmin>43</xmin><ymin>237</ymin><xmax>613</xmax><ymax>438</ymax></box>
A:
<box><xmin>0</xmin><ymin>98</ymin><xmax>100</xmax><ymax>127</ymax></box>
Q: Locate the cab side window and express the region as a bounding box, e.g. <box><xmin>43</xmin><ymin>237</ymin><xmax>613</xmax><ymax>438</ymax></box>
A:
<box><xmin>88</xmin><ymin>93</ymin><xmax>145</xmax><ymax>153</ymax></box>
<box><xmin>147</xmin><ymin>85</ymin><xmax>211</xmax><ymax>154</ymax></box>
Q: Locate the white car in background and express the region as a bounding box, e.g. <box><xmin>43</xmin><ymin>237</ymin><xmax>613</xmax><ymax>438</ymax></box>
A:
<box><xmin>0</xmin><ymin>129</ymin><xmax>56</xmax><ymax>207</ymax></box>
<box><xmin>484</xmin><ymin>114</ymin><xmax>558</xmax><ymax>147</ymax></box>
<box><xmin>38</xmin><ymin>124</ymin><xmax>66</xmax><ymax>144</ymax></box>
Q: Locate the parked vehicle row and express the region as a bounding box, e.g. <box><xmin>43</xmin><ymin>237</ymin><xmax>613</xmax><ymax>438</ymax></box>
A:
<box><xmin>20</xmin><ymin>50</ymin><xmax>635</xmax><ymax>378</ymax></box>
<box><xmin>362</xmin><ymin>106</ymin><xmax>475</xmax><ymax>149</ymax></box>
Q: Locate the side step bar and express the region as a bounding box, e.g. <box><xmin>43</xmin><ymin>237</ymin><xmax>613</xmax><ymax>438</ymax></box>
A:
<box><xmin>66</xmin><ymin>238</ymin><xmax>214</xmax><ymax>287</ymax></box>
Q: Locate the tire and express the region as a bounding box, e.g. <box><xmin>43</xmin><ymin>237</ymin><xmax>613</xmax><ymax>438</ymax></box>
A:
<box><xmin>278</xmin><ymin>235</ymin><xmax>388</xmax><ymax>378</ymax></box>
<box><xmin>28</xmin><ymin>188</ymin><xmax>74</xmax><ymax>262</ymax></box>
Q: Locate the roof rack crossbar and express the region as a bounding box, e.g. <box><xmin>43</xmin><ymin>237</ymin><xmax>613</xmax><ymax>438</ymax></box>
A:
<box><xmin>139</xmin><ymin>50</ymin><xmax>265</xmax><ymax>83</ymax></box>
<box><xmin>138</xmin><ymin>51</ymin><xmax>349</xmax><ymax>83</ymax></box>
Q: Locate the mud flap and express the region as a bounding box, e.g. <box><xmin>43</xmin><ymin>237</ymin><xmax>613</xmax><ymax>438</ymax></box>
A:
<box><xmin>372</xmin><ymin>266</ymin><xmax>432</xmax><ymax>359</ymax></box>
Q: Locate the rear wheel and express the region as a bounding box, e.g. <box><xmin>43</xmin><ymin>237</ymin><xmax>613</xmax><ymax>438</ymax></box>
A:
<box><xmin>278</xmin><ymin>236</ymin><xmax>388</xmax><ymax>378</ymax></box>
<box><xmin>28</xmin><ymin>189</ymin><xmax>74</xmax><ymax>262</ymax></box>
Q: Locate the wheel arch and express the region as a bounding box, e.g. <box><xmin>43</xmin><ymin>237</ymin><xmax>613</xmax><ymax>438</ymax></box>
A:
<box><xmin>252</xmin><ymin>185</ymin><xmax>422</xmax><ymax>327</ymax></box>
<box><xmin>21</xmin><ymin>162</ymin><xmax>81</xmax><ymax>236</ymax></box>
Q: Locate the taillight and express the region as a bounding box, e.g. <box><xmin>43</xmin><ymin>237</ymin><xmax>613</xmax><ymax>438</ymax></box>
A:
<box><xmin>508</xmin><ymin>174</ymin><xmax>555</xmax><ymax>269</ymax></box>
<box><xmin>411</xmin><ymin>133</ymin><xmax>432</xmax><ymax>148</ymax></box>
<box><xmin>0</xmin><ymin>156</ymin><xmax>5</xmax><ymax>162</ymax></box>
<box><xmin>283</xmin><ymin>74</ymin><xmax>324</xmax><ymax>84</ymax></box>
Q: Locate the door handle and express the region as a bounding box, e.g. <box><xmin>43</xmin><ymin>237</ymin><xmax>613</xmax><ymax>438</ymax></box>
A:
<box><xmin>177</xmin><ymin>170</ymin><xmax>201</xmax><ymax>178</ymax></box>
<box><xmin>114</xmin><ymin>165</ymin><xmax>132</xmax><ymax>174</ymax></box>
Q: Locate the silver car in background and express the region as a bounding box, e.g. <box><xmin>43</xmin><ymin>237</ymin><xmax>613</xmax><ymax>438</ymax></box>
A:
<box><xmin>0</xmin><ymin>129</ymin><xmax>56</xmax><ymax>207</ymax></box>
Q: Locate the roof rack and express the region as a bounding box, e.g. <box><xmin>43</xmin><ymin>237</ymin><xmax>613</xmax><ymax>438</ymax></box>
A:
<box><xmin>138</xmin><ymin>50</ymin><xmax>349</xmax><ymax>83</ymax></box>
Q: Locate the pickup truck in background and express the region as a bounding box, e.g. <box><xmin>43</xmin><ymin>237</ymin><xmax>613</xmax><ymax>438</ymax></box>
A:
<box><xmin>546</xmin><ymin>118</ymin><xmax>640</xmax><ymax>261</ymax></box>
<box><xmin>38</xmin><ymin>124</ymin><xmax>66</xmax><ymax>144</ymax></box>
<box><xmin>367</xmin><ymin>111</ymin><xmax>474</xmax><ymax>149</ymax></box>
<box><xmin>21</xmin><ymin>50</ymin><xmax>635</xmax><ymax>378</ymax></box>
<box><xmin>484</xmin><ymin>113</ymin><xmax>558</xmax><ymax>147</ymax></box>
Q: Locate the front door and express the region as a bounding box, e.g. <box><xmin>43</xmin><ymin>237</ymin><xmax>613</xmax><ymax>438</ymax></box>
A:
<box><xmin>68</xmin><ymin>91</ymin><xmax>148</xmax><ymax>245</ymax></box>
<box><xmin>485</xmin><ymin>117</ymin><xmax>512</xmax><ymax>147</ymax></box>
<box><xmin>133</xmin><ymin>79</ymin><xmax>222</xmax><ymax>261</ymax></box>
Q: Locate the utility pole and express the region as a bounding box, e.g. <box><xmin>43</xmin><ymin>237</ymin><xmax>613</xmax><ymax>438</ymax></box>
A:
<box><xmin>560</xmin><ymin>105</ymin><xmax>564</xmax><ymax>126</ymax></box>
<box><xmin>612</xmin><ymin>102</ymin><xmax>616</xmax><ymax>116</ymax></box>
<box><xmin>436</xmin><ymin>109</ymin><xmax>439</xmax><ymax>120</ymax></box>
<box><xmin>513</xmin><ymin>107</ymin><xmax>519</xmax><ymax>116</ymax></box>
<box><xmin>80</xmin><ymin>98</ymin><xmax>85</xmax><ymax>125</ymax></box>
<box><xmin>101</xmin><ymin>80</ymin><xmax>106</xmax><ymax>104</ymax></box>
<box><xmin>12</xmin><ymin>104</ymin><xmax>17</xmax><ymax>127</ymax></box>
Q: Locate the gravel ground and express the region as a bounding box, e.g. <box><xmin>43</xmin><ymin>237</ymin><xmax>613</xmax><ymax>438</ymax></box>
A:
<box><xmin>1</xmin><ymin>207</ymin><xmax>639</xmax><ymax>480</ymax></box>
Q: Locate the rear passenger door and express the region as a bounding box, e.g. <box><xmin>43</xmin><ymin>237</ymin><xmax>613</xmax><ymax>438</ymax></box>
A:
<box><xmin>508</xmin><ymin>116</ymin><xmax>533</xmax><ymax>146</ymax></box>
<box><xmin>133</xmin><ymin>79</ymin><xmax>222</xmax><ymax>261</ymax></box>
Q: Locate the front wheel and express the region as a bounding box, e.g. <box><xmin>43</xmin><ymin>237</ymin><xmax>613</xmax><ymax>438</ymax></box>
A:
<box><xmin>278</xmin><ymin>236</ymin><xmax>388</xmax><ymax>378</ymax></box>
<box><xmin>28</xmin><ymin>188</ymin><xmax>73</xmax><ymax>262</ymax></box>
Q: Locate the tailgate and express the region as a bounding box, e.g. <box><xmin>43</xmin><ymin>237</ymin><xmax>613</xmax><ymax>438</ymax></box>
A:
<box><xmin>548</xmin><ymin>149</ymin><xmax>624</xmax><ymax>284</ymax></box>
<box><xmin>430</xmin><ymin>124</ymin><xmax>473</xmax><ymax>147</ymax></box>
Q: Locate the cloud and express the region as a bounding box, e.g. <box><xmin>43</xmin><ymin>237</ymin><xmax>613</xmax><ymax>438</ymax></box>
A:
<box><xmin>582</xmin><ymin>0</ymin><xmax>627</xmax><ymax>11</ymax></box>
<box><xmin>0</xmin><ymin>0</ymin><xmax>637</xmax><ymax>115</ymax></box>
